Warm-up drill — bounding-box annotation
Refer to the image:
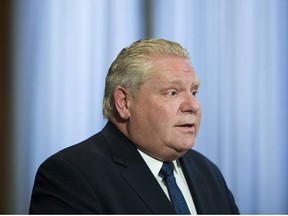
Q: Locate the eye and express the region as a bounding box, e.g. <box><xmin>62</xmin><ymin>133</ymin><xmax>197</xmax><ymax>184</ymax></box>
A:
<box><xmin>167</xmin><ymin>90</ymin><xmax>178</xmax><ymax>97</ymax></box>
<box><xmin>192</xmin><ymin>90</ymin><xmax>198</xmax><ymax>96</ymax></box>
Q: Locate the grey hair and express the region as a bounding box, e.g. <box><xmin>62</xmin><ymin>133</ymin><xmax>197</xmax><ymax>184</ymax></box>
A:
<box><xmin>102</xmin><ymin>38</ymin><xmax>190</xmax><ymax>119</ymax></box>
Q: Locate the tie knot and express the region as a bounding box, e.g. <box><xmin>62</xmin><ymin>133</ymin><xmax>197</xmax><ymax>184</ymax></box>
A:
<box><xmin>160</xmin><ymin>162</ymin><xmax>174</xmax><ymax>177</ymax></box>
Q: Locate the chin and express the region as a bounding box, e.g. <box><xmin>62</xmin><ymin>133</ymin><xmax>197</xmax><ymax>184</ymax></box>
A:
<box><xmin>189</xmin><ymin>143</ymin><xmax>195</xmax><ymax>149</ymax></box>
<box><xmin>175</xmin><ymin>145</ymin><xmax>192</xmax><ymax>155</ymax></box>
<box><xmin>182</xmin><ymin>141</ymin><xmax>195</xmax><ymax>149</ymax></box>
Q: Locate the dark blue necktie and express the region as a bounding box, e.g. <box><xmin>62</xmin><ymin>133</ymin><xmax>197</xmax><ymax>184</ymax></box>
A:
<box><xmin>160</xmin><ymin>162</ymin><xmax>191</xmax><ymax>215</ymax></box>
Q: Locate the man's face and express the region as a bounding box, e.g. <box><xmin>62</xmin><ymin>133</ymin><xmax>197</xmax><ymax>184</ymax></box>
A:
<box><xmin>127</xmin><ymin>56</ymin><xmax>201</xmax><ymax>161</ymax></box>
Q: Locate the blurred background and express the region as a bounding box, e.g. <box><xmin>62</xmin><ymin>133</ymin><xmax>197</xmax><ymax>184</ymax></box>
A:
<box><xmin>1</xmin><ymin>0</ymin><xmax>287</xmax><ymax>214</ymax></box>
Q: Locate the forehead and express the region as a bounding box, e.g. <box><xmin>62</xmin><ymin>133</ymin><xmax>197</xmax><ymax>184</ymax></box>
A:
<box><xmin>149</xmin><ymin>56</ymin><xmax>199</xmax><ymax>84</ymax></box>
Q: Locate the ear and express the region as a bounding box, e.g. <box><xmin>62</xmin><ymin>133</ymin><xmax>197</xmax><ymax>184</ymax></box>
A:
<box><xmin>113</xmin><ymin>86</ymin><xmax>131</xmax><ymax>120</ymax></box>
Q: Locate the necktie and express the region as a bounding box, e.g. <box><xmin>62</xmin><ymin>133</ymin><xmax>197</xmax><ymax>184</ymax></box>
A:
<box><xmin>160</xmin><ymin>162</ymin><xmax>190</xmax><ymax>214</ymax></box>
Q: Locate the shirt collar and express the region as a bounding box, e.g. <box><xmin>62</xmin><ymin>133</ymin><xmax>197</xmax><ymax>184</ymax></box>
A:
<box><xmin>137</xmin><ymin>149</ymin><xmax>179</xmax><ymax>178</ymax></box>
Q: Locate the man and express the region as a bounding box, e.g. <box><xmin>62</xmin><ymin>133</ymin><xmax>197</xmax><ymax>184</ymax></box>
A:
<box><xmin>29</xmin><ymin>38</ymin><xmax>239</xmax><ymax>214</ymax></box>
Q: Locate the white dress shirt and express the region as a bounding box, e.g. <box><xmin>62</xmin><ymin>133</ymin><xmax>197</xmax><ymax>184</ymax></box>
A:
<box><xmin>138</xmin><ymin>149</ymin><xmax>197</xmax><ymax>214</ymax></box>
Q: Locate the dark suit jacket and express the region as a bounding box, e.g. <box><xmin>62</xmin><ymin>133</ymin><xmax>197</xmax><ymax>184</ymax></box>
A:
<box><xmin>29</xmin><ymin>122</ymin><xmax>239</xmax><ymax>214</ymax></box>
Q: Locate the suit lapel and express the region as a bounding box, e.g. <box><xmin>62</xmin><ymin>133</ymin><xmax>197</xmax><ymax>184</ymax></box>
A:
<box><xmin>179</xmin><ymin>152</ymin><xmax>209</xmax><ymax>214</ymax></box>
<box><xmin>122</xmin><ymin>157</ymin><xmax>175</xmax><ymax>214</ymax></box>
<box><xmin>102</xmin><ymin>122</ymin><xmax>175</xmax><ymax>214</ymax></box>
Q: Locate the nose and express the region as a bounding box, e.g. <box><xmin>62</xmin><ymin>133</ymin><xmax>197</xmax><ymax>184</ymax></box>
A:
<box><xmin>181</xmin><ymin>94</ymin><xmax>200</xmax><ymax>114</ymax></box>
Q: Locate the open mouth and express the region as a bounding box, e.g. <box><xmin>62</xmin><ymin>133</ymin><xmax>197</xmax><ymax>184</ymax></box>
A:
<box><xmin>177</xmin><ymin>123</ymin><xmax>194</xmax><ymax>128</ymax></box>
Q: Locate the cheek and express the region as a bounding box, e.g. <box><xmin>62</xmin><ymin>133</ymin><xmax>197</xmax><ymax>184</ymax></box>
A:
<box><xmin>144</xmin><ymin>106</ymin><xmax>173</xmax><ymax>134</ymax></box>
<box><xmin>196</xmin><ymin>110</ymin><xmax>202</xmax><ymax>131</ymax></box>
<box><xmin>135</xmin><ymin>96</ymin><xmax>177</xmax><ymax>129</ymax></box>
<box><xmin>160</xmin><ymin>100</ymin><xmax>179</xmax><ymax>115</ymax></box>
<box><xmin>147</xmin><ymin>98</ymin><xmax>170</xmax><ymax>118</ymax></box>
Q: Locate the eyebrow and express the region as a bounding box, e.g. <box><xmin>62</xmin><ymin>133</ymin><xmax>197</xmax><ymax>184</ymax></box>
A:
<box><xmin>166</xmin><ymin>79</ymin><xmax>201</xmax><ymax>89</ymax></box>
<box><xmin>194</xmin><ymin>79</ymin><xmax>201</xmax><ymax>88</ymax></box>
